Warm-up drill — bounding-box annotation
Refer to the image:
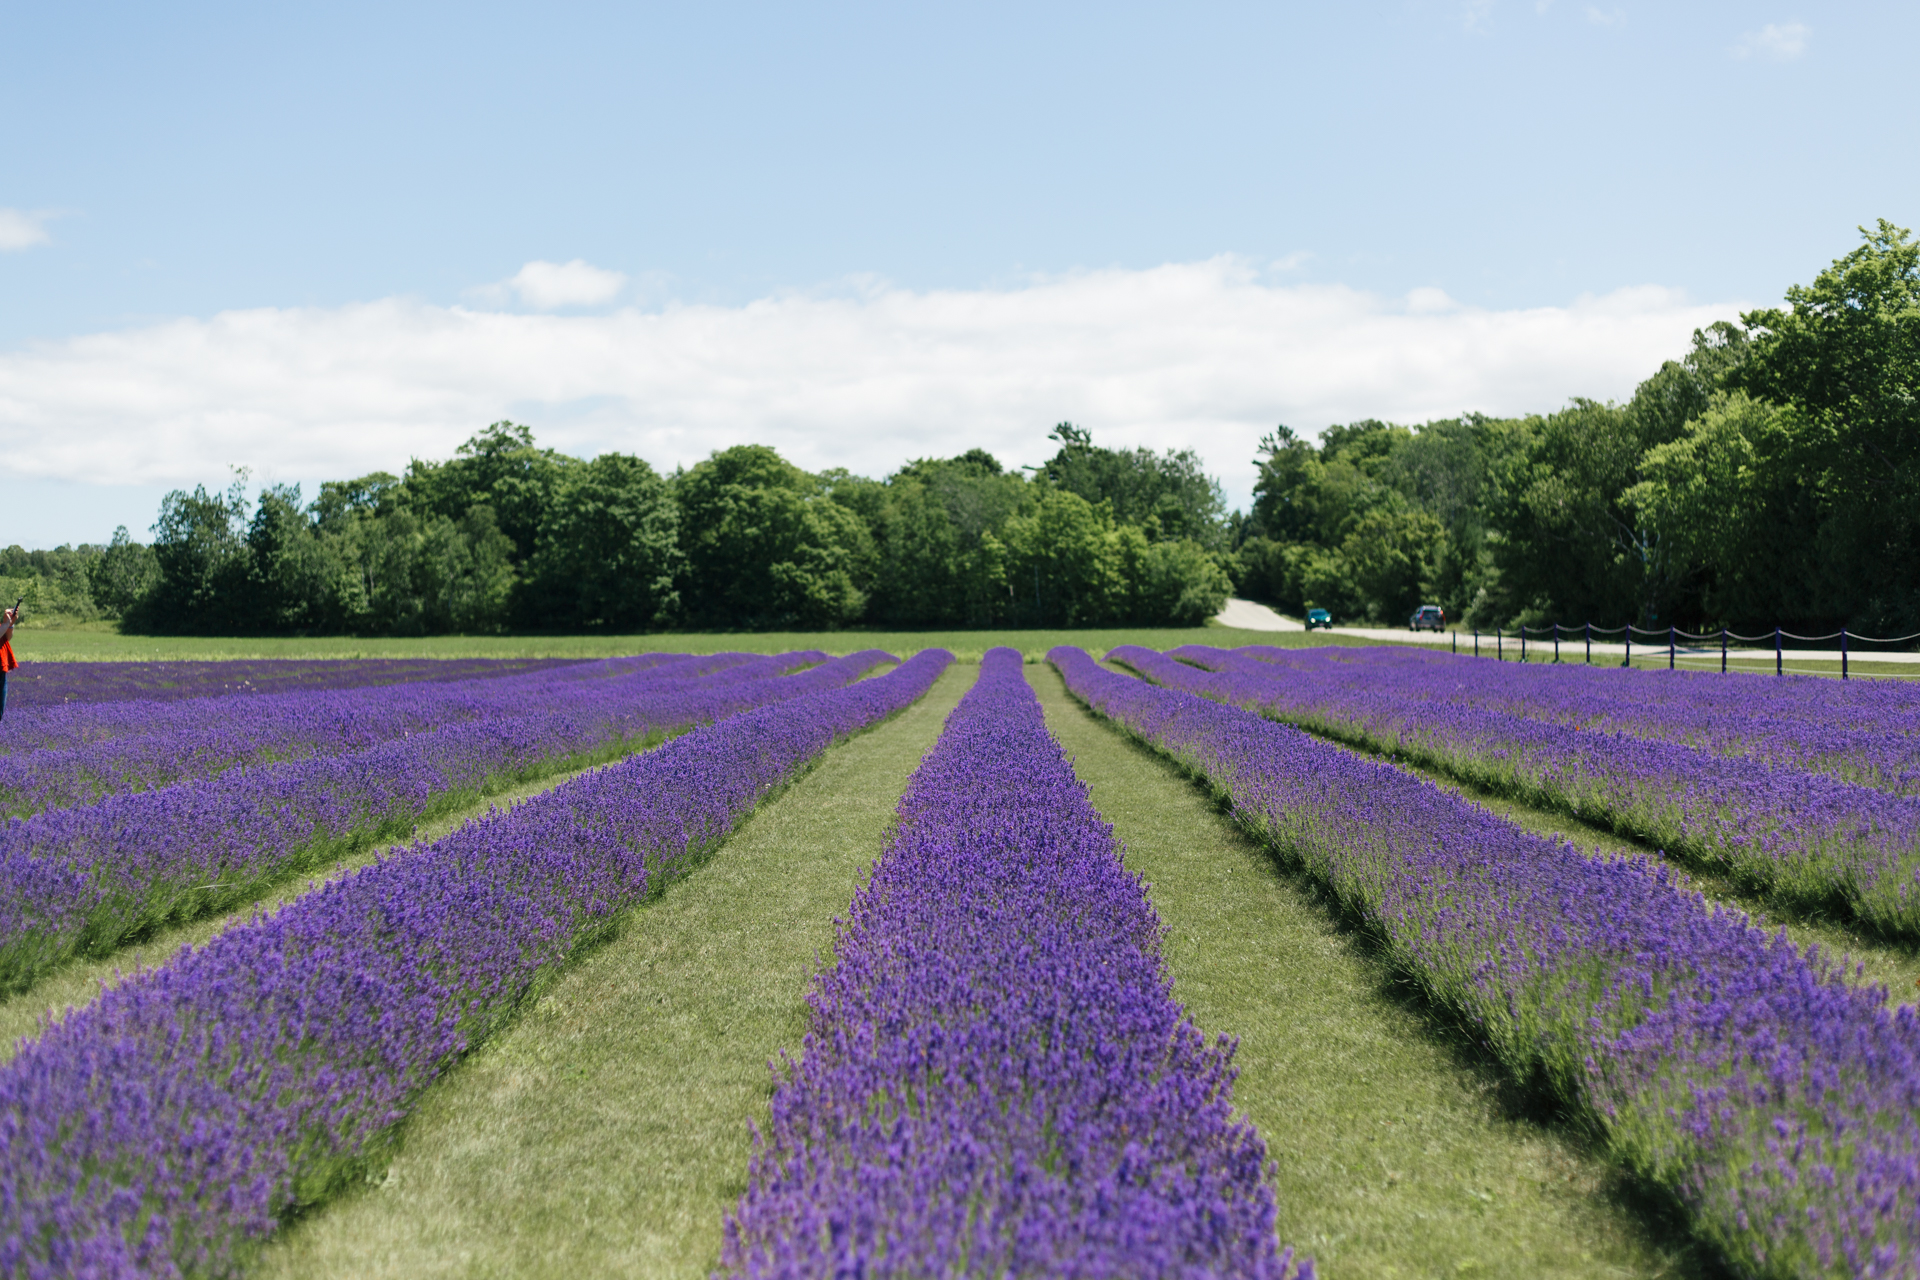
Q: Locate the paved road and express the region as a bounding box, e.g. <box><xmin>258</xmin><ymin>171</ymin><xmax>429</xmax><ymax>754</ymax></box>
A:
<box><xmin>1215</xmin><ymin>598</ymin><xmax>1301</xmax><ymax>631</ymax></box>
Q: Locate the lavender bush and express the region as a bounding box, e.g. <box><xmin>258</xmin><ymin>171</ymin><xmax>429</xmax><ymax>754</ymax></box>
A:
<box><xmin>1187</xmin><ymin>643</ymin><xmax>1920</xmax><ymax>794</ymax></box>
<box><xmin>0</xmin><ymin>651</ymin><xmax>888</xmax><ymax>993</ymax></box>
<box><xmin>6</xmin><ymin>655</ymin><xmax>583</xmax><ymax>707</ymax></box>
<box><xmin>0</xmin><ymin>649</ymin><xmax>951</xmax><ymax>1279</ymax></box>
<box><xmin>720</xmin><ymin>648</ymin><xmax>1307</xmax><ymax>1280</ymax></box>
<box><xmin>1113</xmin><ymin>645</ymin><xmax>1920</xmax><ymax>942</ymax></box>
<box><xmin>0</xmin><ymin>652</ymin><xmax>795</xmax><ymax>816</ymax></box>
<box><xmin>1057</xmin><ymin>645</ymin><xmax>1920</xmax><ymax>1279</ymax></box>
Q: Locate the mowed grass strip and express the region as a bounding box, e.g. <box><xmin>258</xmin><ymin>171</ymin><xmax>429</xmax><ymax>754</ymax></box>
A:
<box><xmin>0</xmin><ymin>762</ymin><xmax>609</xmax><ymax>1064</ymax></box>
<box><xmin>1030</xmin><ymin>663</ymin><xmax>1714</xmax><ymax>1280</ymax></box>
<box><xmin>16</xmin><ymin>622</ymin><xmax>1378</xmax><ymax>664</ymax></box>
<box><xmin>252</xmin><ymin>660</ymin><xmax>973</xmax><ymax>1280</ymax></box>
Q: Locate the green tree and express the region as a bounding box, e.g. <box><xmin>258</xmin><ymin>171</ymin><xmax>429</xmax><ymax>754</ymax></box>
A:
<box><xmin>134</xmin><ymin>473</ymin><xmax>254</xmax><ymax>633</ymax></box>
<box><xmin>244</xmin><ymin>484</ymin><xmax>342</xmax><ymax>633</ymax></box>
<box><xmin>1720</xmin><ymin>220</ymin><xmax>1920</xmax><ymax>630</ymax></box>
<box><xmin>1630</xmin><ymin>392</ymin><xmax>1809</xmax><ymax>627</ymax></box>
<box><xmin>87</xmin><ymin>528</ymin><xmax>157</xmax><ymax>619</ymax></box>
<box><xmin>419</xmin><ymin>506</ymin><xmax>517</xmax><ymax>633</ymax></box>
<box><xmin>867</xmin><ymin>451</ymin><xmax>1030</xmax><ymax>625</ymax></box>
<box><xmin>1037</xmin><ymin>423</ymin><xmax>1227</xmax><ymax>548</ymax></box>
<box><xmin>522</xmin><ymin>453</ymin><xmax>682</xmax><ymax>629</ymax></box>
<box><xmin>674</xmin><ymin>445</ymin><xmax>873</xmax><ymax>629</ymax></box>
<box><xmin>1001</xmin><ymin>489</ymin><xmax>1124</xmax><ymax>626</ymax></box>
<box><xmin>1482</xmin><ymin>400</ymin><xmax>1656</xmax><ymax>626</ymax></box>
<box><xmin>1340</xmin><ymin>507</ymin><xmax>1444</xmax><ymax>623</ymax></box>
<box><xmin>404</xmin><ymin>422</ymin><xmax>581</xmax><ymax>564</ymax></box>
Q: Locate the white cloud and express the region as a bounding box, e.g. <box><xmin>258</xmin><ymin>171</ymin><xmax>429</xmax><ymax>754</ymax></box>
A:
<box><xmin>497</xmin><ymin>258</ymin><xmax>628</xmax><ymax>309</ymax></box>
<box><xmin>1584</xmin><ymin>7</ymin><xmax>1625</xmax><ymax>27</ymax></box>
<box><xmin>1733</xmin><ymin>22</ymin><xmax>1809</xmax><ymax>60</ymax></box>
<box><xmin>1405</xmin><ymin>287</ymin><xmax>1458</xmax><ymax>314</ymax></box>
<box><xmin>0</xmin><ymin>209</ymin><xmax>52</xmax><ymax>252</ymax></box>
<box><xmin>0</xmin><ymin>258</ymin><xmax>1737</xmax><ymax>511</ymax></box>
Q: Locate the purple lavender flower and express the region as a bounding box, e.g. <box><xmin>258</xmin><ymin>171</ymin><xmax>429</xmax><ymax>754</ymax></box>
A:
<box><xmin>1177</xmin><ymin>643</ymin><xmax>1920</xmax><ymax>794</ymax></box>
<box><xmin>0</xmin><ymin>652</ymin><xmax>804</xmax><ymax>816</ymax></box>
<box><xmin>0</xmin><ymin>651</ymin><xmax>888</xmax><ymax>993</ymax></box>
<box><xmin>719</xmin><ymin>649</ymin><xmax>1309</xmax><ymax>1280</ymax></box>
<box><xmin>1113</xmin><ymin>644</ymin><xmax>1920</xmax><ymax>943</ymax></box>
<box><xmin>0</xmin><ymin>649</ymin><xmax>952</xmax><ymax>1279</ymax></box>
<box><xmin>1056</xmin><ymin>644</ymin><xmax>1920</xmax><ymax>1279</ymax></box>
<box><xmin>6</xmin><ymin>655</ymin><xmax>585</xmax><ymax>707</ymax></box>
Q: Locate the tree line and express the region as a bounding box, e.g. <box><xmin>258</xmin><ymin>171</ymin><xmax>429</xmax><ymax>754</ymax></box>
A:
<box><xmin>1235</xmin><ymin>220</ymin><xmax>1920</xmax><ymax>636</ymax></box>
<box><xmin>62</xmin><ymin>427</ymin><xmax>1234</xmax><ymax>635</ymax></box>
<box><xmin>13</xmin><ymin>220</ymin><xmax>1912</xmax><ymax>638</ymax></box>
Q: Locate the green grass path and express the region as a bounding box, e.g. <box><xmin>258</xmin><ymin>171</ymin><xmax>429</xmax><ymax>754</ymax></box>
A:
<box><xmin>252</xmin><ymin>660</ymin><xmax>973</xmax><ymax>1280</ymax></box>
<box><xmin>14</xmin><ymin>621</ymin><xmax>1375</xmax><ymax>663</ymax></box>
<box><xmin>1029</xmin><ymin>663</ymin><xmax>1711</xmax><ymax>1280</ymax></box>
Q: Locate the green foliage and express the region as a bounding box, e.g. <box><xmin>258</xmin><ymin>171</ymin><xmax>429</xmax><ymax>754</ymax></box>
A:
<box><xmin>673</xmin><ymin>445</ymin><xmax>873</xmax><ymax>629</ymax></box>
<box><xmin>1036</xmin><ymin>422</ymin><xmax>1228</xmax><ymax>549</ymax></box>
<box><xmin>1711</xmin><ymin>220</ymin><xmax>1920</xmax><ymax>630</ymax></box>
<box><xmin>86</xmin><ymin>529</ymin><xmax>157</xmax><ymax>619</ymax></box>
<box><xmin>1228</xmin><ymin>239</ymin><xmax>1909</xmax><ymax>634</ymax></box>
<box><xmin>403</xmin><ymin>422</ymin><xmax>581</xmax><ymax>563</ymax></box>
<box><xmin>0</xmin><ymin>542</ymin><xmax>112</xmax><ymax>627</ymax></box>
<box><xmin>1240</xmin><ymin>419</ymin><xmax>1482</xmax><ymax>624</ymax></box>
<box><xmin>522</xmin><ymin>453</ymin><xmax>682</xmax><ymax>630</ymax></box>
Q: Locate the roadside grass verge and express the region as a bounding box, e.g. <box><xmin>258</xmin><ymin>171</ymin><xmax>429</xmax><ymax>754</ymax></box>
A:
<box><xmin>1030</xmin><ymin>663</ymin><xmax>1717</xmax><ymax>1280</ymax></box>
<box><xmin>0</xmin><ymin>760</ymin><xmax>616</xmax><ymax>1065</ymax></box>
<box><xmin>250</xmin><ymin>661</ymin><xmax>973</xmax><ymax>1280</ymax></box>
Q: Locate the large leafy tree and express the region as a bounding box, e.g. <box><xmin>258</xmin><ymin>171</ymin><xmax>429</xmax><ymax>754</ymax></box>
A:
<box><xmin>1724</xmin><ymin>220</ymin><xmax>1920</xmax><ymax>629</ymax></box>
<box><xmin>867</xmin><ymin>451</ymin><xmax>1030</xmax><ymax>626</ymax></box>
<box><xmin>136</xmin><ymin>473</ymin><xmax>254</xmax><ymax>632</ymax></box>
<box><xmin>1038</xmin><ymin>424</ymin><xmax>1227</xmax><ymax>548</ymax></box>
<box><xmin>522</xmin><ymin>453</ymin><xmax>683</xmax><ymax>629</ymax></box>
<box><xmin>404</xmin><ymin>422</ymin><xmax>581</xmax><ymax>565</ymax></box>
<box><xmin>673</xmin><ymin>445</ymin><xmax>874</xmax><ymax>629</ymax></box>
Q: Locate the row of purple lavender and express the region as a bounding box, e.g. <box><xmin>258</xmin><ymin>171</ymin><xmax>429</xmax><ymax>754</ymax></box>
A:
<box><xmin>6</xmin><ymin>655</ymin><xmax>581</xmax><ymax>707</ymax></box>
<box><xmin>1115</xmin><ymin>644</ymin><xmax>1920</xmax><ymax>942</ymax></box>
<box><xmin>720</xmin><ymin>649</ymin><xmax>1306</xmax><ymax>1279</ymax></box>
<box><xmin>0</xmin><ymin>651</ymin><xmax>886</xmax><ymax>993</ymax></box>
<box><xmin>0</xmin><ymin>648</ymin><xmax>952</xmax><ymax>1279</ymax></box>
<box><xmin>1056</xmin><ymin>644</ymin><xmax>1920</xmax><ymax>1279</ymax></box>
<box><xmin>0</xmin><ymin>651</ymin><xmax>798</xmax><ymax>817</ymax></box>
<box><xmin>1200</xmin><ymin>643</ymin><xmax>1920</xmax><ymax>793</ymax></box>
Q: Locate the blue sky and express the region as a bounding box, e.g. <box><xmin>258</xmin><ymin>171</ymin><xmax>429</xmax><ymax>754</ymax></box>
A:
<box><xmin>1</xmin><ymin>1</ymin><xmax>1913</xmax><ymax>546</ymax></box>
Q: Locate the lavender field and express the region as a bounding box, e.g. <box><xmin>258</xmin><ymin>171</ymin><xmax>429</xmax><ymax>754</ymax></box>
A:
<box><xmin>0</xmin><ymin>645</ymin><xmax>1909</xmax><ymax>1278</ymax></box>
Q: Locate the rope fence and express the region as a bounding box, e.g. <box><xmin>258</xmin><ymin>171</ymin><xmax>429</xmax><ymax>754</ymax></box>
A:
<box><xmin>1450</xmin><ymin>621</ymin><xmax>1920</xmax><ymax>679</ymax></box>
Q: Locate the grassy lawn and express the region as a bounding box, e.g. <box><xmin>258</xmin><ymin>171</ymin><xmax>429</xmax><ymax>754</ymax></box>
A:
<box><xmin>11</xmin><ymin>621</ymin><xmax>1383</xmax><ymax>664</ymax></box>
<box><xmin>1029</xmin><ymin>663</ymin><xmax>1713</xmax><ymax>1279</ymax></box>
<box><xmin>252</xmin><ymin>660</ymin><xmax>973</xmax><ymax>1280</ymax></box>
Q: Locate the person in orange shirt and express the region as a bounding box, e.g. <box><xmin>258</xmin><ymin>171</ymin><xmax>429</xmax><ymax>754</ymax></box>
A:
<box><xmin>0</xmin><ymin>603</ymin><xmax>17</xmax><ymax>720</ymax></box>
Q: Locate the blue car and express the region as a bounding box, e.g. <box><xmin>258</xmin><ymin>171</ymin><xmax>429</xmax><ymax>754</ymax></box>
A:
<box><xmin>1305</xmin><ymin>608</ymin><xmax>1333</xmax><ymax>630</ymax></box>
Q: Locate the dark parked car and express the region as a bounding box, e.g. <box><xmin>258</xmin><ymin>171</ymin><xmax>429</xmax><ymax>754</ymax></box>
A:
<box><xmin>1410</xmin><ymin>604</ymin><xmax>1445</xmax><ymax>632</ymax></box>
<box><xmin>1305</xmin><ymin>608</ymin><xmax>1333</xmax><ymax>630</ymax></box>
